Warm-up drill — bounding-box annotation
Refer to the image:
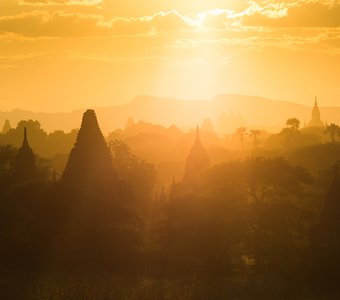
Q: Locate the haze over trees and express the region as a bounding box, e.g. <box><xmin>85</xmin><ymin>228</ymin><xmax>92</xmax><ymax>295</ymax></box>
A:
<box><xmin>0</xmin><ymin>101</ymin><xmax>340</xmax><ymax>298</ymax></box>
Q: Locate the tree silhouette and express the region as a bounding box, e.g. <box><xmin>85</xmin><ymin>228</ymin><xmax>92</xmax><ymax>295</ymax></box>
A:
<box><xmin>308</xmin><ymin>165</ymin><xmax>340</xmax><ymax>289</ymax></box>
<box><xmin>286</xmin><ymin>118</ymin><xmax>300</xmax><ymax>131</ymax></box>
<box><xmin>324</xmin><ymin>123</ymin><xmax>340</xmax><ymax>143</ymax></box>
<box><xmin>0</xmin><ymin>145</ymin><xmax>17</xmax><ymax>187</ymax></box>
<box><xmin>235</xmin><ymin>127</ymin><xmax>247</xmax><ymax>151</ymax></box>
<box><xmin>279</xmin><ymin>118</ymin><xmax>302</xmax><ymax>148</ymax></box>
<box><xmin>207</xmin><ymin>157</ymin><xmax>311</xmax><ymax>203</ymax></box>
<box><xmin>249</xmin><ymin>129</ymin><xmax>261</xmax><ymax>150</ymax></box>
<box><xmin>206</xmin><ymin>157</ymin><xmax>312</xmax><ymax>274</ymax></box>
<box><xmin>110</xmin><ymin>139</ymin><xmax>156</xmax><ymax>210</ymax></box>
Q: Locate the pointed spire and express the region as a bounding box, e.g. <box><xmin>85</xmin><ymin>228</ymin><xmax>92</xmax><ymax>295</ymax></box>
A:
<box><xmin>15</xmin><ymin>127</ymin><xmax>36</xmax><ymax>183</ymax></box>
<box><xmin>22</xmin><ymin>127</ymin><xmax>29</xmax><ymax>148</ymax></box>
<box><xmin>309</xmin><ymin>96</ymin><xmax>324</xmax><ymax>128</ymax></box>
<box><xmin>194</xmin><ymin>125</ymin><xmax>202</xmax><ymax>145</ymax></box>
<box><xmin>183</xmin><ymin>125</ymin><xmax>210</xmax><ymax>186</ymax></box>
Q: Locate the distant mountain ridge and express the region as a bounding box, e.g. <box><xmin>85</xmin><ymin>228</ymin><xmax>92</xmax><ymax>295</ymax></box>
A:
<box><xmin>0</xmin><ymin>94</ymin><xmax>338</xmax><ymax>134</ymax></box>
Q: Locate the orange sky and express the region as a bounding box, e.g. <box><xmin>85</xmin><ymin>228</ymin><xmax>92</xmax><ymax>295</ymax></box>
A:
<box><xmin>0</xmin><ymin>0</ymin><xmax>339</xmax><ymax>112</ymax></box>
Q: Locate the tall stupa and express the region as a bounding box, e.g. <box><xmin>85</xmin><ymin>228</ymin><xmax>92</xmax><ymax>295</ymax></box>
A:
<box><xmin>62</xmin><ymin>109</ymin><xmax>119</xmax><ymax>186</ymax></box>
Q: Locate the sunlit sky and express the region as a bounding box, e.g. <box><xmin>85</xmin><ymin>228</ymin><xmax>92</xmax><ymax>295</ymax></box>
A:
<box><xmin>0</xmin><ymin>0</ymin><xmax>340</xmax><ymax>112</ymax></box>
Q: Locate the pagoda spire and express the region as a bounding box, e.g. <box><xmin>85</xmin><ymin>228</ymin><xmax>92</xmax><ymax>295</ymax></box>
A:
<box><xmin>14</xmin><ymin>127</ymin><xmax>36</xmax><ymax>183</ymax></box>
<box><xmin>22</xmin><ymin>127</ymin><xmax>29</xmax><ymax>148</ymax></box>
<box><xmin>195</xmin><ymin>125</ymin><xmax>201</xmax><ymax>144</ymax></box>
<box><xmin>308</xmin><ymin>96</ymin><xmax>324</xmax><ymax>128</ymax></box>
<box><xmin>183</xmin><ymin>126</ymin><xmax>210</xmax><ymax>186</ymax></box>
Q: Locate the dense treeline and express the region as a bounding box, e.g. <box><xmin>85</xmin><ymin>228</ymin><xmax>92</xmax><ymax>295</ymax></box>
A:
<box><xmin>1</xmin><ymin>115</ymin><xmax>340</xmax><ymax>298</ymax></box>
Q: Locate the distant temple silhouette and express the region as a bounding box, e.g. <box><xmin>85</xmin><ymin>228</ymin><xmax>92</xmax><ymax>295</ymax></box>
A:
<box><xmin>61</xmin><ymin>109</ymin><xmax>119</xmax><ymax>186</ymax></box>
<box><xmin>308</xmin><ymin>97</ymin><xmax>324</xmax><ymax>128</ymax></box>
<box><xmin>14</xmin><ymin>127</ymin><xmax>37</xmax><ymax>183</ymax></box>
<box><xmin>183</xmin><ymin>126</ymin><xmax>210</xmax><ymax>185</ymax></box>
<box><xmin>125</xmin><ymin>117</ymin><xmax>135</xmax><ymax>129</ymax></box>
<box><xmin>2</xmin><ymin>119</ymin><xmax>12</xmax><ymax>134</ymax></box>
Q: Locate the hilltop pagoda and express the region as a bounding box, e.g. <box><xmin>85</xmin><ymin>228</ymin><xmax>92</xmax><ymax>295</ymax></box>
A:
<box><xmin>308</xmin><ymin>97</ymin><xmax>324</xmax><ymax>128</ymax></box>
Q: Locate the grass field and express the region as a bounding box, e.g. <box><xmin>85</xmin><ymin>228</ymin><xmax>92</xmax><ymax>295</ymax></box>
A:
<box><xmin>0</xmin><ymin>273</ymin><xmax>332</xmax><ymax>300</ymax></box>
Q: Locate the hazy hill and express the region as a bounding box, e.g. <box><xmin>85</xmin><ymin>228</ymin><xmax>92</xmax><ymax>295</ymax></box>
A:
<box><xmin>0</xmin><ymin>95</ymin><xmax>338</xmax><ymax>134</ymax></box>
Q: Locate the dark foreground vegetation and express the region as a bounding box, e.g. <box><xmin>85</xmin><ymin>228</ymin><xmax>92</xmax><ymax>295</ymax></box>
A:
<box><xmin>1</xmin><ymin>274</ymin><xmax>334</xmax><ymax>300</ymax></box>
<box><xmin>1</xmin><ymin>111</ymin><xmax>340</xmax><ymax>299</ymax></box>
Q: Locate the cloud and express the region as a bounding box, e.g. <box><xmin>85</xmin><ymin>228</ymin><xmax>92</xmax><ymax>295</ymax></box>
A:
<box><xmin>243</xmin><ymin>0</ymin><xmax>340</xmax><ymax>27</ymax></box>
<box><xmin>0</xmin><ymin>10</ymin><xmax>196</xmax><ymax>38</ymax></box>
<box><xmin>3</xmin><ymin>1</ymin><xmax>340</xmax><ymax>39</ymax></box>
<box><xmin>0</xmin><ymin>11</ymin><xmax>105</xmax><ymax>37</ymax></box>
<box><xmin>17</xmin><ymin>0</ymin><xmax>102</xmax><ymax>6</ymax></box>
<box><xmin>0</xmin><ymin>0</ymin><xmax>339</xmax><ymax>54</ymax></box>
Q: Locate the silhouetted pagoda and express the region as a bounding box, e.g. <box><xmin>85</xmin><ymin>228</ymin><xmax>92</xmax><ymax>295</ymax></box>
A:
<box><xmin>14</xmin><ymin>127</ymin><xmax>37</xmax><ymax>183</ymax></box>
<box><xmin>2</xmin><ymin>119</ymin><xmax>11</xmax><ymax>134</ymax></box>
<box><xmin>125</xmin><ymin>117</ymin><xmax>135</xmax><ymax>129</ymax></box>
<box><xmin>308</xmin><ymin>97</ymin><xmax>324</xmax><ymax>128</ymax></box>
<box><xmin>183</xmin><ymin>127</ymin><xmax>210</xmax><ymax>184</ymax></box>
<box><xmin>61</xmin><ymin>109</ymin><xmax>119</xmax><ymax>186</ymax></box>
